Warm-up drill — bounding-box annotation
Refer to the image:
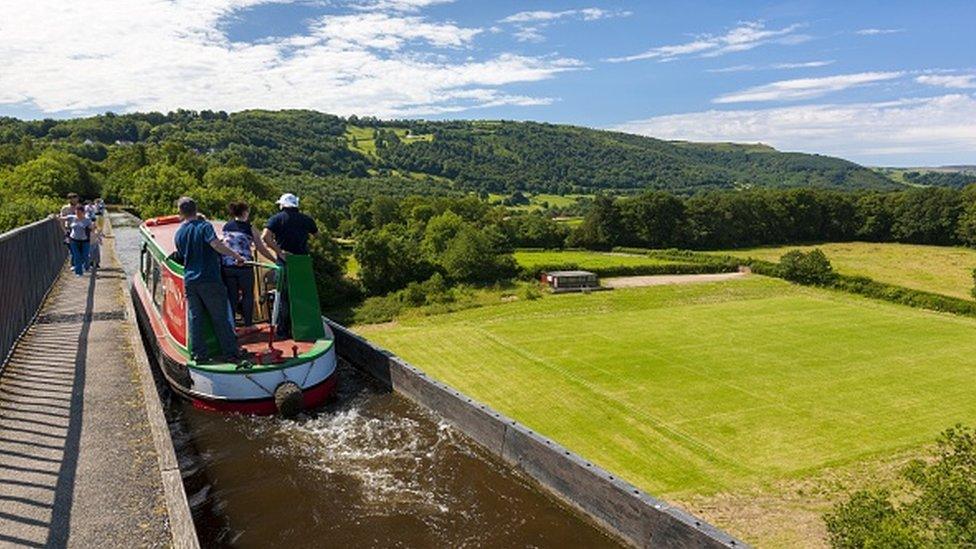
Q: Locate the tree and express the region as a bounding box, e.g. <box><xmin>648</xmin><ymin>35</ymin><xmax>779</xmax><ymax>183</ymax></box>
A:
<box><xmin>422</xmin><ymin>210</ymin><xmax>465</xmax><ymax>257</ymax></box>
<box><xmin>825</xmin><ymin>425</ymin><xmax>976</xmax><ymax>548</ymax></box>
<box><xmin>370</xmin><ymin>195</ymin><xmax>402</xmax><ymax>228</ymax></box>
<box><xmin>0</xmin><ymin>150</ymin><xmax>99</xmax><ymax>199</ymax></box>
<box><xmin>438</xmin><ymin>225</ymin><xmax>517</xmax><ymax>282</ymax></box>
<box><xmin>354</xmin><ymin>228</ymin><xmax>432</xmax><ymax>295</ymax></box>
<box><xmin>779</xmin><ymin>249</ymin><xmax>834</xmax><ymax>285</ymax></box>
<box><xmin>570</xmin><ymin>195</ymin><xmax>621</xmax><ymax>250</ymax></box>
<box><xmin>619</xmin><ymin>191</ymin><xmax>686</xmax><ymax>248</ymax></box>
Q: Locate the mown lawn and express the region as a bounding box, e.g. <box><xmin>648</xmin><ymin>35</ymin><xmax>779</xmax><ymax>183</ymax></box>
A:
<box><xmin>358</xmin><ymin>277</ymin><xmax>976</xmax><ymax>544</ymax></box>
<box><xmin>710</xmin><ymin>242</ymin><xmax>976</xmax><ymax>299</ymax></box>
<box><xmin>515</xmin><ymin>249</ymin><xmax>681</xmax><ymax>271</ymax></box>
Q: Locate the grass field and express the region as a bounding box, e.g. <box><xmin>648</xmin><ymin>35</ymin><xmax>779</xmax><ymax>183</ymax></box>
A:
<box><xmin>358</xmin><ymin>277</ymin><xmax>976</xmax><ymax>545</ymax></box>
<box><xmin>345</xmin><ymin>125</ymin><xmax>433</xmax><ymax>158</ymax></box>
<box><xmin>710</xmin><ymin>242</ymin><xmax>976</xmax><ymax>299</ymax></box>
<box><xmin>515</xmin><ymin>249</ymin><xmax>681</xmax><ymax>271</ymax></box>
<box><xmin>488</xmin><ymin>193</ymin><xmax>589</xmax><ymax>211</ymax></box>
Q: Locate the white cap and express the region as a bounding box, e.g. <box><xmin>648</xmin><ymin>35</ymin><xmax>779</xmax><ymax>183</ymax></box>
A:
<box><xmin>276</xmin><ymin>193</ymin><xmax>299</xmax><ymax>208</ymax></box>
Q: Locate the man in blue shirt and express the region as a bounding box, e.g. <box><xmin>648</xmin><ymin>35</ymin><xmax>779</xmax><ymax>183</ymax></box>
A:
<box><xmin>262</xmin><ymin>193</ymin><xmax>319</xmax><ymax>338</ymax></box>
<box><xmin>174</xmin><ymin>197</ymin><xmax>248</xmax><ymax>364</ymax></box>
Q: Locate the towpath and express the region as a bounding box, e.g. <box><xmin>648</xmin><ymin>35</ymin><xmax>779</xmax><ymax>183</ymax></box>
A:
<box><xmin>0</xmin><ymin>217</ymin><xmax>172</xmax><ymax>547</ymax></box>
<box><xmin>602</xmin><ymin>272</ymin><xmax>747</xmax><ymax>289</ymax></box>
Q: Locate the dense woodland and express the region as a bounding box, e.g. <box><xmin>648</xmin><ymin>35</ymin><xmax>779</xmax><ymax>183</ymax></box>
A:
<box><xmin>1</xmin><ymin>109</ymin><xmax>975</xmax><ymax>309</ymax></box>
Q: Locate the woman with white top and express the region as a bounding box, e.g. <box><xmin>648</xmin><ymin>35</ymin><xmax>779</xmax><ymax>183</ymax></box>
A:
<box><xmin>60</xmin><ymin>204</ymin><xmax>98</xmax><ymax>276</ymax></box>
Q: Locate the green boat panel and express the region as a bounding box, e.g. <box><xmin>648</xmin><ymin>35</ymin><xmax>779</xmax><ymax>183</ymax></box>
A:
<box><xmin>286</xmin><ymin>254</ymin><xmax>325</xmax><ymax>342</ymax></box>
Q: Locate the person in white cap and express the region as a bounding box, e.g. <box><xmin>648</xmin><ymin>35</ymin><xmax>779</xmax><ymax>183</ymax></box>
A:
<box><xmin>262</xmin><ymin>193</ymin><xmax>319</xmax><ymax>338</ymax></box>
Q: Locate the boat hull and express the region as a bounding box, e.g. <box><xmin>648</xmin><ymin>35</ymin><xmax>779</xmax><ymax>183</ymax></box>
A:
<box><xmin>131</xmin><ymin>276</ymin><xmax>338</xmax><ymax>415</ymax></box>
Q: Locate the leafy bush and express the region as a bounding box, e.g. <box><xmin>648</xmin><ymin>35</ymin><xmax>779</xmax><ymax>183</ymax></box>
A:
<box><xmin>971</xmin><ymin>268</ymin><xmax>976</xmax><ymax>300</ymax></box>
<box><xmin>825</xmin><ymin>425</ymin><xmax>976</xmax><ymax>548</ymax></box>
<box><xmin>779</xmin><ymin>249</ymin><xmax>834</xmax><ymax>285</ymax></box>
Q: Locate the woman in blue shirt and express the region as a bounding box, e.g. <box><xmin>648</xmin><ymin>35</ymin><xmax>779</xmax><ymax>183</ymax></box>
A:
<box><xmin>222</xmin><ymin>202</ymin><xmax>275</xmax><ymax>327</ymax></box>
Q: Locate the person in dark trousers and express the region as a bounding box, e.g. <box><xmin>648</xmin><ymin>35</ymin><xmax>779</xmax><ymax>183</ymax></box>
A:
<box><xmin>221</xmin><ymin>201</ymin><xmax>275</xmax><ymax>327</ymax></box>
<box><xmin>174</xmin><ymin>197</ymin><xmax>248</xmax><ymax>364</ymax></box>
<box><xmin>262</xmin><ymin>193</ymin><xmax>318</xmax><ymax>339</ymax></box>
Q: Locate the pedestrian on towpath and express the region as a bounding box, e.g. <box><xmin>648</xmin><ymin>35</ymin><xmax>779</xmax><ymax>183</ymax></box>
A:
<box><xmin>262</xmin><ymin>193</ymin><xmax>318</xmax><ymax>339</ymax></box>
<box><xmin>173</xmin><ymin>197</ymin><xmax>249</xmax><ymax>365</ymax></box>
<box><xmin>59</xmin><ymin>204</ymin><xmax>97</xmax><ymax>276</ymax></box>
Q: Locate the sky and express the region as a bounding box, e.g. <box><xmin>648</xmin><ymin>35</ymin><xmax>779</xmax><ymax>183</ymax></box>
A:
<box><xmin>0</xmin><ymin>0</ymin><xmax>973</xmax><ymax>166</ymax></box>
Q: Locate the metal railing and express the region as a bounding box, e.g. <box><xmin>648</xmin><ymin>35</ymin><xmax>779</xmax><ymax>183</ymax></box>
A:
<box><xmin>0</xmin><ymin>217</ymin><xmax>67</xmax><ymax>368</ymax></box>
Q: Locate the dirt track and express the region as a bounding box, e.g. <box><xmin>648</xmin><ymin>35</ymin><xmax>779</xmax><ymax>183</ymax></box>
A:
<box><xmin>602</xmin><ymin>272</ymin><xmax>747</xmax><ymax>288</ymax></box>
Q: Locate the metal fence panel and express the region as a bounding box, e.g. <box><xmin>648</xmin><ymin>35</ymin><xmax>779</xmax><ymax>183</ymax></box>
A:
<box><xmin>0</xmin><ymin>217</ymin><xmax>67</xmax><ymax>368</ymax></box>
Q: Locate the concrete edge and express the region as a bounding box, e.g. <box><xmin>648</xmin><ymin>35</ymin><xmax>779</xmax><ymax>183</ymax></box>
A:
<box><xmin>110</xmin><ymin>216</ymin><xmax>200</xmax><ymax>549</ymax></box>
<box><xmin>327</xmin><ymin>319</ymin><xmax>749</xmax><ymax>549</ymax></box>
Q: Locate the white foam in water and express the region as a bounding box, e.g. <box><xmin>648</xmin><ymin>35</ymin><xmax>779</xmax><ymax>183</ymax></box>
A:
<box><xmin>247</xmin><ymin>392</ymin><xmax>457</xmax><ymax>514</ymax></box>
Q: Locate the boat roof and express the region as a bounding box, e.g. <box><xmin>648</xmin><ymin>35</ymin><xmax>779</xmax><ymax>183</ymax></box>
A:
<box><xmin>142</xmin><ymin>216</ymin><xmax>226</xmax><ymax>256</ymax></box>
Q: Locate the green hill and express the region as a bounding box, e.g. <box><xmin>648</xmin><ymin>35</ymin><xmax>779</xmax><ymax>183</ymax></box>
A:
<box><xmin>0</xmin><ymin>109</ymin><xmax>897</xmax><ymax>194</ymax></box>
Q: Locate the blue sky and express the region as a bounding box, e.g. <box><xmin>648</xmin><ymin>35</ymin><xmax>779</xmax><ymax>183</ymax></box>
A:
<box><xmin>0</xmin><ymin>0</ymin><xmax>973</xmax><ymax>165</ymax></box>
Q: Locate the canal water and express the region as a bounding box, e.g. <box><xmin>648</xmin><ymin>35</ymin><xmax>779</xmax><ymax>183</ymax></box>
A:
<box><xmin>110</xmin><ymin>213</ymin><xmax>621</xmax><ymax>548</ymax></box>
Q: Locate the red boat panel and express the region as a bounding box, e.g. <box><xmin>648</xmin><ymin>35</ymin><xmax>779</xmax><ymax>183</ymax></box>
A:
<box><xmin>163</xmin><ymin>267</ymin><xmax>187</xmax><ymax>346</ymax></box>
<box><xmin>189</xmin><ymin>375</ymin><xmax>337</xmax><ymax>414</ymax></box>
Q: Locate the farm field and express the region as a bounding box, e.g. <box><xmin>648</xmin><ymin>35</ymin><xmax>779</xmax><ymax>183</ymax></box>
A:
<box><xmin>514</xmin><ymin>249</ymin><xmax>683</xmax><ymax>272</ymax></box>
<box><xmin>357</xmin><ymin>277</ymin><xmax>976</xmax><ymax>546</ymax></box>
<box><xmin>709</xmin><ymin>241</ymin><xmax>976</xmax><ymax>299</ymax></box>
<box><xmin>345</xmin><ymin>124</ymin><xmax>433</xmax><ymax>158</ymax></box>
<box><xmin>488</xmin><ymin>193</ymin><xmax>589</xmax><ymax>211</ymax></box>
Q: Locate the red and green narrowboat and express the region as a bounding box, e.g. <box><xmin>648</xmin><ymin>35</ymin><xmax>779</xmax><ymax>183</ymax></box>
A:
<box><xmin>131</xmin><ymin>215</ymin><xmax>337</xmax><ymax>415</ymax></box>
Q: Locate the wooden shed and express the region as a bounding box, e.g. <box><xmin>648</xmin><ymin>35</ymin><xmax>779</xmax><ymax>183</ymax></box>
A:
<box><xmin>541</xmin><ymin>270</ymin><xmax>603</xmax><ymax>293</ymax></box>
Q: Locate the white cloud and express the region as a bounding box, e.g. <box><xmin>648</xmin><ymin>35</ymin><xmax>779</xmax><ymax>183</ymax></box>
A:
<box><xmin>613</xmin><ymin>94</ymin><xmax>976</xmax><ymax>163</ymax></box>
<box><xmin>772</xmin><ymin>60</ymin><xmax>834</xmax><ymax>69</ymax></box>
<box><xmin>917</xmin><ymin>74</ymin><xmax>976</xmax><ymax>89</ymax></box>
<box><xmin>500</xmin><ymin>8</ymin><xmax>622</xmax><ymax>24</ymax></box>
<box><xmin>499</xmin><ymin>7</ymin><xmax>629</xmax><ymax>42</ymax></box>
<box><xmin>707</xmin><ymin>60</ymin><xmax>833</xmax><ymax>73</ymax></box>
<box><xmin>0</xmin><ymin>0</ymin><xmax>582</xmax><ymax>117</ymax></box>
<box><xmin>607</xmin><ymin>21</ymin><xmax>806</xmax><ymax>63</ymax></box>
<box><xmin>856</xmin><ymin>28</ymin><xmax>904</xmax><ymax>35</ymax></box>
<box><xmin>309</xmin><ymin>12</ymin><xmax>480</xmax><ymax>49</ymax></box>
<box><xmin>713</xmin><ymin>71</ymin><xmax>903</xmax><ymax>103</ymax></box>
<box><xmin>350</xmin><ymin>0</ymin><xmax>454</xmax><ymax>12</ymax></box>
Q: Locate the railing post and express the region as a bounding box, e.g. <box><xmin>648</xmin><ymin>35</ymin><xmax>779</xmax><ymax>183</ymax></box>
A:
<box><xmin>0</xmin><ymin>217</ymin><xmax>68</xmax><ymax>369</ymax></box>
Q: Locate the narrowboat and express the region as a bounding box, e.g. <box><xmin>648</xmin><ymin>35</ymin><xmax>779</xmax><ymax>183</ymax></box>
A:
<box><xmin>131</xmin><ymin>215</ymin><xmax>337</xmax><ymax>416</ymax></box>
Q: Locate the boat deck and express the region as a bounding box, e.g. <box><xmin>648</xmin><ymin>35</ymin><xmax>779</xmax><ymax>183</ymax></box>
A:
<box><xmin>186</xmin><ymin>324</ymin><xmax>334</xmax><ymax>372</ymax></box>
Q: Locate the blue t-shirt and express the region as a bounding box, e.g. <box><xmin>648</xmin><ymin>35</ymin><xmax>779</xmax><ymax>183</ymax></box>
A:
<box><xmin>174</xmin><ymin>219</ymin><xmax>222</xmax><ymax>285</ymax></box>
<box><xmin>266</xmin><ymin>208</ymin><xmax>318</xmax><ymax>255</ymax></box>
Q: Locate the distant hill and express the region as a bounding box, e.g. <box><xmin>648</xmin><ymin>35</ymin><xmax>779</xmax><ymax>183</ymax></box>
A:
<box><xmin>875</xmin><ymin>166</ymin><xmax>976</xmax><ymax>188</ymax></box>
<box><xmin>0</xmin><ymin>109</ymin><xmax>898</xmax><ymax>193</ymax></box>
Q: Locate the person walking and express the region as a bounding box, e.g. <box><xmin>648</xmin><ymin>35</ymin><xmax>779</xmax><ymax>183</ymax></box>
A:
<box><xmin>173</xmin><ymin>197</ymin><xmax>248</xmax><ymax>364</ymax></box>
<box><xmin>60</xmin><ymin>204</ymin><xmax>96</xmax><ymax>276</ymax></box>
<box><xmin>221</xmin><ymin>201</ymin><xmax>275</xmax><ymax>327</ymax></box>
<box><xmin>88</xmin><ymin>227</ymin><xmax>102</xmax><ymax>270</ymax></box>
<box><xmin>262</xmin><ymin>193</ymin><xmax>318</xmax><ymax>339</ymax></box>
<box><xmin>60</xmin><ymin>193</ymin><xmax>80</xmax><ymax>217</ymax></box>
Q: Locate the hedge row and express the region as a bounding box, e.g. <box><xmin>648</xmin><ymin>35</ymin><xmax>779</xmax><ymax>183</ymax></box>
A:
<box><xmin>710</xmin><ymin>252</ymin><xmax>976</xmax><ymax>318</ymax></box>
<box><xmin>829</xmin><ymin>274</ymin><xmax>976</xmax><ymax>317</ymax></box>
<box><xmin>521</xmin><ymin>261</ymin><xmax>737</xmax><ymax>279</ymax></box>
